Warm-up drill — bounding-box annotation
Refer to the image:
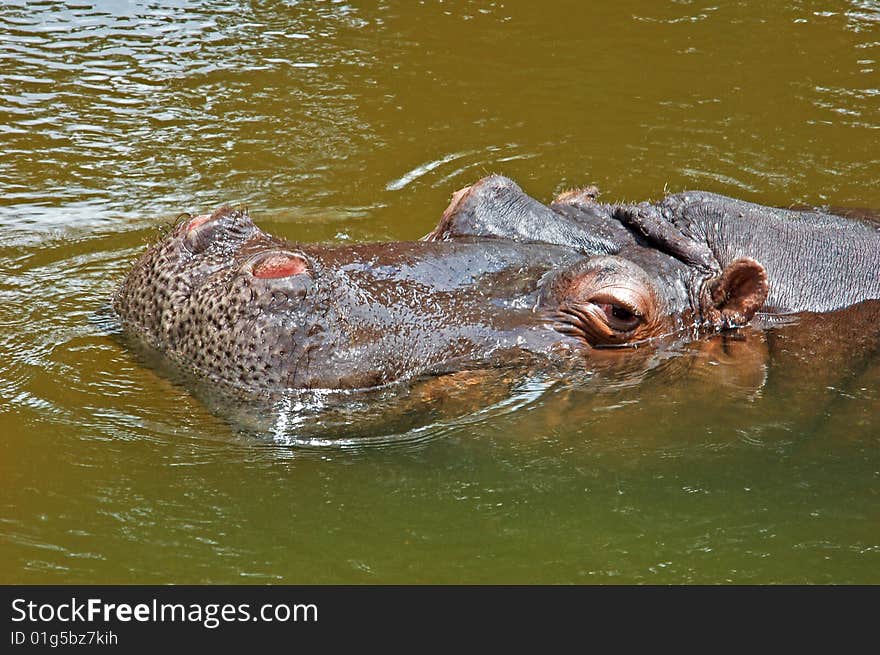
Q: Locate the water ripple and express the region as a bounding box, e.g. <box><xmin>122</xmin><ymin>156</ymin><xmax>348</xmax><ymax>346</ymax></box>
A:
<box><xmin>0</xmin><ymin>0</ymin><xmax>382</xmax><ymax>233</ymax></box>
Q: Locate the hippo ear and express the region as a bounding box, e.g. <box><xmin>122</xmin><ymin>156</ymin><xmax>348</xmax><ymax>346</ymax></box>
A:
<box><xmin>702</xmin><ymin>258</ymin><xmax>769</xmax><ymax>328</ymax></box>
<box><xmin>552</xmin><ymin>186</ymin><xmax>601</xmax><ymax>207</ymax></box>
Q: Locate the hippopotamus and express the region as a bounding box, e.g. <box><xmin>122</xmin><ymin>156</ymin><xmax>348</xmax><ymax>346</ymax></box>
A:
<box><xmin>427</xmin><ymin>175</ymin><xmax>880</xmax><ymax>330</ymax></box>
<box><xmin>114</xmin><ymin>176</ymin><xmax>878</xmax><ymax>403</ymax></box>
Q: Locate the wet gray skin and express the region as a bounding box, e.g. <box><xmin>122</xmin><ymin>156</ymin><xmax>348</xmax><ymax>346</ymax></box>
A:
<box><xmin>629</xmin><ymin>191</ymin><xmax>880</xmax><ymax>312</ymax></box>
<box><xmin>429</xmin><ymin>175</ymin><xmax>772</xmax><ymax>343</ymax></box>
<box><xmin>429</xmin><ymin>174</ymin><xmax>880</xmax><ymax>320</ymax></box>
<box><xmin>113</xmin><ymin>207</ymin><xmax>601</xmax><ymax>395</ymax></box>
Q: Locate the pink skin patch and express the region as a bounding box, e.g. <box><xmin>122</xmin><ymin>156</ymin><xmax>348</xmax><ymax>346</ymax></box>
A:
<box><xmin>252</xmin><ymin>253</ymin><xmax>308</xmax><ymax>279</ymax></box>
<box><xmin>595</xmin><ymin>302</ymin><xmax>613</xmax><ymax>318</ymax></box>
<box><xmin>186</xmin><ymin>214</ymin><xmax>214</xmax><ymax>232</ymax></box>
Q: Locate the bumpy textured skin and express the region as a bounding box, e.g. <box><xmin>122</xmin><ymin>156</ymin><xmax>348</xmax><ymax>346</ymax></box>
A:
<box><xmin>113</xmin><ymin>208</ymin><xmax>586</xmax><ymax>395</ymax></box>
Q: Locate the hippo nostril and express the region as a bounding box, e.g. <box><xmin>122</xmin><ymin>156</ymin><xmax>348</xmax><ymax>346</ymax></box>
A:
<box><xmin>182</xmin><ymin>206</ymin><xmax>257</xmax><ymax>254</ymax></box>
<box><xmin>183</xmin><ymin>213</ymin><xmax>222</xmax><ymax>253</ymax></box>
<box><xmin>590</xmin><ymin>299</ymin><xmax>642</xmax><ymax>332</ymax></box>
<box><xmin>186</xmin><ymin>214</ymin><xmax>214</xmax><ymax>233</ymax></box>
<box><xmin>250</xmin><ymin>252</ymin><xmax>310</xmax><ymax>279</ymax></box>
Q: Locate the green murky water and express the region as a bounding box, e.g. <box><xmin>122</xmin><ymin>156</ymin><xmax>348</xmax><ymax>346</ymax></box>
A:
<box><xmin>2</xmin><ymin>1</ymin><xmax>878</xmax><ymax>583</ymax></box>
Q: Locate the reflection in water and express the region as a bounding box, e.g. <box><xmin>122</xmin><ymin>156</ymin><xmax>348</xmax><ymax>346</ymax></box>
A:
<box><xmin>386</xmin><ymin>150</ymin><xmax>474</xmax><ymax>191</ymax></box>
<box><xmin>385</xmin><ymin>144</ymin><xmax>541</xmax><ymax>192</ymax></box>
<box><xmin>1</xmin><ymin>0</ymin><xmax>879</xmax><ymax>583</ymax></box>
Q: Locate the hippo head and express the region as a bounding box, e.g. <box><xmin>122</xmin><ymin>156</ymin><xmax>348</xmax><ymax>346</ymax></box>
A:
<box><xmin>114</xmin><ymin>190</ymin><xmax>771</xmax><ymax>399</ymax></box>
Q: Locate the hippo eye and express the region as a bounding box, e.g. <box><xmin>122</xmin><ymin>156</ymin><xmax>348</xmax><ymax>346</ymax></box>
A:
<box><xmin>592</xmin><ymin>298</ymin><xmax>643</xmax><ymax>332</ymax></box>
<box><xmin>612</xmin><ymin>305</ymin><xmax>633</xmax><ymax>321</ymax></box>
<box><xmin>543</xmin><ymin>256</ymin><xmax>658</xmax><ymax>348</ymax></box>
